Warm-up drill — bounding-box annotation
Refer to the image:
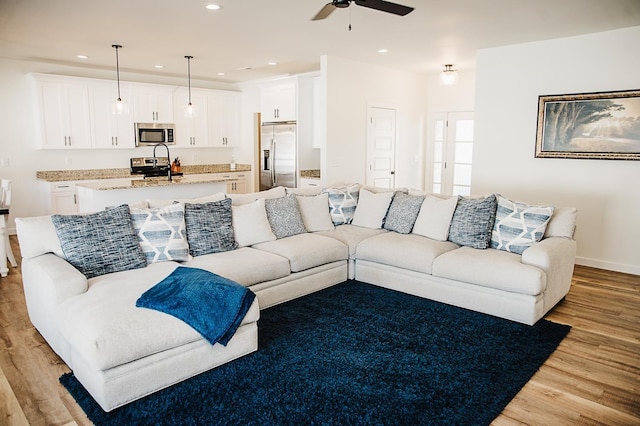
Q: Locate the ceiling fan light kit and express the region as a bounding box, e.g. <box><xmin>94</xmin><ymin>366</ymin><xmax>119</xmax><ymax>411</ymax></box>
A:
<box><xmin>312</xmin><ymin>0</ymin><xmax>414</xmax><ymax>21</ymax></box>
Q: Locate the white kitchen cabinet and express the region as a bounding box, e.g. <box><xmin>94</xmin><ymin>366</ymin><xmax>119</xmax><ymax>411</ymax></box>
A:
<box><xmin>133</xmin><ymin>84</ymin><xmax>174</xmax><ymax>123</ymax></box>
<box><xmin>90</xmin><ymin>83</ymin><xmax>135</xmax><ymax>149</ymax></box>
<box><xmin>49</xmin><ymin>182</ymin><xmax>78</xmax><ymax>214</ymax></box>
<box><xmin>260</xmin><ymin>80</ymin><xmax>297</xmax><ymax>122</ymax></box>
<box><xmin>36</xmin><ymin>76</ymin><xmax>92</xmax><ymax>149</ymax></box>
<box><xmin>173</xmin><ymin>88</ymin><xmax>209</xmax><ymax>147</ymax></box>
<box><xmin>221</xmin><ymin>172</ymin><xmax>249</xmax><ymax>194</ymax></box>
<box><xmin>298</xmin><ymin>178</ymin><xmax>322</xmax><ymax>189</ymax></box>
<box><xmin>209</xmin><ymin>94</ymin><xmax>240</xmax><ymax>147</ymax></box>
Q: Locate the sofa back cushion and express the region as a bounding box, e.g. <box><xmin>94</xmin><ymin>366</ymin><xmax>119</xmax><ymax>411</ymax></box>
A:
<box><xmin>490</xmin><ymin>195</ymin><xmax>555</xmax><ymax>255</ymax></box>
<box><xmin>51</xmin><ymin>204</ymin><xmax>147</xmax><ymax>278</ymax></box>
<box><xmin>147</xmin><ymin>192</ymin><xmax>226</xmax><ymax>208</ymax></box>
<box><xmin>447</xmin><ymin>195</ymin><xmax>497</xmax><ymax>249</ymax></box>
<box><xmin>545</xmin><ymin>206</ymin><xmax>578</xmax><ymax>239</ymax></box>
<box><xmin>228</xmin><ymin>186</ymin><xmax>286</xmax><ymax>206</ymax></box>
<box><xmin>184</xmin><ymin>198</ymin><xmax>237</xmax><ymax>256</ymax></box>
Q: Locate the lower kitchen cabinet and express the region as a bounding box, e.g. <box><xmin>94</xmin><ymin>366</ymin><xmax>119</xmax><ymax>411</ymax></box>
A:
<box><xmin>48</xmin><ymin>182</ymin><xmax>78</xmax><ymax>214</ymax></box>
<box><xmin>222</xmin><ymin>172</ymin><xmax>249</xmax><ymax>194</ymax></box>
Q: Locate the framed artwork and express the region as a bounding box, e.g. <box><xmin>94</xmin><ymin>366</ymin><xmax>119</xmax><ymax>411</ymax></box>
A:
<box><xmin>535</xmin><ymin>89</ymin><xmax>640</xmax><ymax>160</ymax></box>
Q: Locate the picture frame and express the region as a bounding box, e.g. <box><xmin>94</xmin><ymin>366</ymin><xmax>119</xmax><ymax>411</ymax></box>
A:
<box><xmin>535</xmin><ymin>89</ymin><xmax>640</xmax><ymax>160</ymax></box>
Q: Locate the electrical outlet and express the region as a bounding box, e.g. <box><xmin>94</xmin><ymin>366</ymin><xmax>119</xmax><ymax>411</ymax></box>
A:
<box><xmin>65</xmin><ymin>157</ymin><xmax>72</xmax><ymax>165</ymax></box>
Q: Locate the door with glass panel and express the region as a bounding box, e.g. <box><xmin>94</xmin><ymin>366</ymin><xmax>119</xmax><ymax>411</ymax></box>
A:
<box><xmin>429</xmin><ymin>112</ymin><xmax>474</xmax><ymax>196</ymax></box>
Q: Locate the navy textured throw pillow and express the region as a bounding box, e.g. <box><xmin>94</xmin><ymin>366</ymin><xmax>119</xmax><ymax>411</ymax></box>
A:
<box><xmin>184</xmin><ymin>198</ymin><xmax>238</xmax><ymax>256</ymax></box>
<box><xmin>447</xmin><ymin>195</ymin><xmax>498</xmax><ymax>249</ymax></box>
<box><xmin>51</xmin><ymin>204</ymin><xmax>147</xmax><ymax>278</ymax></box>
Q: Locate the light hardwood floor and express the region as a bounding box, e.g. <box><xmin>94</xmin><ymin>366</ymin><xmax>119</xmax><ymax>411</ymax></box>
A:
<box><xmin>1</xmin><ymin>235</ymin><xmax>638</xmax><ymax>425</ymax></box>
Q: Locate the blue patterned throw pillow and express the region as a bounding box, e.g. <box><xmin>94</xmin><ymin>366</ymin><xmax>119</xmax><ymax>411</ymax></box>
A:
<box><xmin>447</xmin><ymin>195</ymin><xmax>497</xmax><ymax>249</ymax></box>
<box><xmin>51</xmin><ymin>204</ymin><xmax>147</xmax><ymax>278</ymax></box>
<box><xmin>184</xmin><ymin>198</ymin><xmax>238</xmax><ymax>256</ymax></box>
<box><xmin>491</xmin><ymin>195</ymin><xmax>555</xmax><ymax>254</ymax></box>
<box><xmin>130</xmin><ymin>203</ymin><xmax>190</xmax><ymax>263</ymax></box>
<box><xmin>322</xmin><ymin>184</ymin><xmax>359</xmax><ymax>226</ymax></box>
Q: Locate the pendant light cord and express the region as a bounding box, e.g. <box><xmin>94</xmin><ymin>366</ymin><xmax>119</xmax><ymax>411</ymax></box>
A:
<box><xmin>113</xmin><ymin>44</ymin><xmax>123</xmax><ymax>101</ymax></box>
<box><xmin>185</xmin><ymin>55</ymin><xmax>193</xmax><ymax>105</ymax></box>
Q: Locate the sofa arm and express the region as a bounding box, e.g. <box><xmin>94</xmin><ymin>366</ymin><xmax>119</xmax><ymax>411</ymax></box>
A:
<box><xmin>521</xmin><ymin>237</ymin><xmax>576</xmax><ymax>307</ymax></box>
<box><xmin>22</xmin><ymin>253</ymin><xmax>88</xmax><ymax>306</ymax></box>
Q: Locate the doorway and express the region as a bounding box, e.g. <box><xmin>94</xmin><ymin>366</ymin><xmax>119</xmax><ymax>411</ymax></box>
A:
<box><xmin>366</xmin><ymin>106</ymin><xmax>397</xmax><ymax>188</ymax></box>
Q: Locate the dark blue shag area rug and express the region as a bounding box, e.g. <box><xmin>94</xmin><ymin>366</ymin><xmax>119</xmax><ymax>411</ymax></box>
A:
<box><xmin>60</xmin><ymin>280</ymin><xmax>570</xmax><ymax>426</ymax></box>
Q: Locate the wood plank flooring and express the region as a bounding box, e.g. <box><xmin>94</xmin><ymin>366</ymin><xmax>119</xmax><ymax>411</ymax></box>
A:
<box><xmin>0</xmin><ymin>235</ymin><xmax>638</xmax><ymax>425</ymax></box>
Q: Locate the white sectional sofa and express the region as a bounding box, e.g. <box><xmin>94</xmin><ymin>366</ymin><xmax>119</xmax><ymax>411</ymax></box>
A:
<box><xmin>16</xmin><ymin>184</ymin><xmax>577</xmax><ymax>412</ymax></box>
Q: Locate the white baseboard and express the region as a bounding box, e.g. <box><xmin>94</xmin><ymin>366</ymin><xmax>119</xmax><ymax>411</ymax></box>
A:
<box><xmin>576</xmin><ymin>256</ymin><xmax>640</xmax><ymax>276</ymax></box>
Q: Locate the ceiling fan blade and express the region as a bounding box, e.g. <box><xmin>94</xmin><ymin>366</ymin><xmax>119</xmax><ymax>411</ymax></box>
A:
<box><xmin>312</xmin><ymin>3</ymin><xmax>337</xmax><ymax>21</ymax></box>
<box><xmin>353</xmin><ymin>0</ymin><xmax>414</xmax><ymax>16</ymax></box>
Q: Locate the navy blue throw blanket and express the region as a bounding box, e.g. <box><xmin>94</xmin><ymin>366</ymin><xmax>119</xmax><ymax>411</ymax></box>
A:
<box><xmin>136</xmin><ymin>266</ymin><xmax>255</xmax><ymax>346</ymax></box>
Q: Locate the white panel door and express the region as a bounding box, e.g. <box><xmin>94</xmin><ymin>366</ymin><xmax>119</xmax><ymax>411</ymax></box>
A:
<box><xmin>367</xmin><ymin>107</ymin><xmax>396</xmax><ymax>188</ymax></box>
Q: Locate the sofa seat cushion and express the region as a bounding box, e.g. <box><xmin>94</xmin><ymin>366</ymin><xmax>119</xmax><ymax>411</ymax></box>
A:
<box><xmin>182</xmin><ymin>247</ymin><xmax>290</xmax><ymax>286</ymax></box>
<box><xmin>432</xmin><ymin>246</ymin><xmax>546</xmax><ymax>296</ymax></box>
<box><xmin>356</xmin><ymin>232</ymin><xmax>459</xmax><ymax>275</ymax></box>
<box><xmin>56</xmin><ymin>262</ymin><xmax>260</xmax><ymax>371</ymax></box>
<box><xmin>316</xmin><ymin>225</ymin><xmax>387</xmax><ymax>259</ymax></box>
<box><xmin>252</xmin><ymin>233</ymin><xmax>348</xmax><ymax>273</ymax></box>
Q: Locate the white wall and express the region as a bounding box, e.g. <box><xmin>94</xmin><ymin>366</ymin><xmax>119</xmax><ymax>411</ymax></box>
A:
<box><xmin>0</xmin><ymin>58</ymin><xmax>245</xmax><ymax>231</ymax></box>
<box><xmin>473</xmin><ymin>26</ymin><xmax>640</xmax><ymax>275</ymax></box>
<box><xmin>322</xmin><ymin>55</ymin><xmax>428</xmax><ymax>189</ymax></box>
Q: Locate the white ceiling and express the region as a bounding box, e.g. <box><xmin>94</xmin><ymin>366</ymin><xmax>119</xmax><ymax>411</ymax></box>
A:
<box><xmin>1</xmin><ymin>0</ymin><xmax>639</xmax><ymax>84</ymax></box>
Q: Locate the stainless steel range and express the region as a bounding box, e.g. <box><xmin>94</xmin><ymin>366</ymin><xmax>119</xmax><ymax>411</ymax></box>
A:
<box><xmin>130</xmin><ymin>157</ymin><xmax>178</xmax><ymax>179</ymax></box>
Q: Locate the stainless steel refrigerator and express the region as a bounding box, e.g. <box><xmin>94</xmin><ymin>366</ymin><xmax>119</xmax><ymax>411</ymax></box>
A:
<box><xmin>260</xmin><ymin>121</ymin><xmax>297</xmax><ymax>190</ymax></box>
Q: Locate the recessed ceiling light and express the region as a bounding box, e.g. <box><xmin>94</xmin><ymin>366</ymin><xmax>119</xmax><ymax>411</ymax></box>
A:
<box><xmin>268</xmin><ymin>62</ymin><xmax>277</xmax><ymax>66</ymax></box>
<box><xmin>237</xmin><ymin>66</ymin><xmax>252</xmax><ymax>71</ymax></box>
<box><xmin>205</xmin><ymin>4</ymin><xmax>221</xmax><ymax>10</ymax></box>
<box><xmin>217</xmin><ymin>72</ymin><xmax>225</xmax><ymax>76</ymax></box>
<box><xmin>378</xmin><ymin>49</ymin><xmax>388</xmax><ymax>53</ymax></box>
<box><xmin>77</xmin><ymin>55</ymin><xmax>89</xmax><ymax>59</ymax></box>
<box><xmin>155</xmin><ymin>65</ymin><xmax>164</xmax><ymax>69</ymax></box>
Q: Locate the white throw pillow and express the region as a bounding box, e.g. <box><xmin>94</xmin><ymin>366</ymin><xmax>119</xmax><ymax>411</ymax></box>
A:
<box><xmin>231</xmin><ymin>198</ymin><xmax>277</xmax><ymax>247</ymax></box>
<box><xmin>295</xmin><ymin>193</ymin><xmax>335</xmax><ymax>232</ymax></box>
<box><xmin>412</xmin><ymin>195</ymin><xmax>459</xmax><ymax>241</ymax></box>
<box><xmin>351</xmin><ymin>188</ymin><xmax>394</xmax><ymax>229</ymax></box>
<box><xmin>15</xmin><ymin>215</ymin><xmax>64</xmax><ymax>259</ymax></box>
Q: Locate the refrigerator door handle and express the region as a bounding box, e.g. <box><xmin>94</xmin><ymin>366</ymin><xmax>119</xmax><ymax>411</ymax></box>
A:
<box><xmin>271</xmin><ymin>139</ymin><xmax>277</xmax><ymax>187</ymax></box>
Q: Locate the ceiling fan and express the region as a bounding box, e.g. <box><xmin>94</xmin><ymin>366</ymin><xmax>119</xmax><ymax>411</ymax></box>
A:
<box><xmin>312</xmin><ymin>0</ymin><xmax>414</xmax><ymax>21</ymax></box>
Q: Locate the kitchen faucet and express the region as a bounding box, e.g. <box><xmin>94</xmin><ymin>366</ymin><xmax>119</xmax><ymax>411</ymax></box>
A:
<box><xmin>153</xmin><ymin>143</ymin><xmax>172</xmax><ymax>181</ymax></box>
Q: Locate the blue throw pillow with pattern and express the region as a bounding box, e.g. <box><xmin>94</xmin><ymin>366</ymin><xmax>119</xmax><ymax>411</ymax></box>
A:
<box><xmin>184</xmin><ymin>198</ymin><xmax>238</xmax><ymax>256</ymax></box>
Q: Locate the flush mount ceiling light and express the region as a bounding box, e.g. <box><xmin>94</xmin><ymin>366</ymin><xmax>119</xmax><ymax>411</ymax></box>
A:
<box><xmin>111</xmin><ymin>44</ymin><xmax>128</xmax><ymax>115</ymax></box>
<box><xmin>184</xmin><ymin>55</ymin><xmax>197</xmax><ymax>118</ymax></box>
<box><xmin>441</xmin><ymin>64</ymin><xmax>457</xmax><ymax>85</ymax></box>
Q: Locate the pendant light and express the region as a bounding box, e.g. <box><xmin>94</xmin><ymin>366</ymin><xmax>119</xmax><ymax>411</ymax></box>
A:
<box><xmin>440</xmin><ymin>64</ymin><xmax>457</xmax><ymax>85</ymax></box>
<box><xmin>185</xmin><ymin>55</ymin><xmax>197</xmax><ymax>118</ymax></box>
<box><xmin>111</xmin><ymin>44</ymin><xmax>128</xmax><ymax>114</ymax></box>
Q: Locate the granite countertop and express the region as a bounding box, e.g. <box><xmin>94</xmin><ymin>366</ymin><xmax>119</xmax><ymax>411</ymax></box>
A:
<box><xmin>76</xmin><ymin>174</ymin><xmax>239</xmax><ymax>191</ymax></box>
<box><xmin>37</xmin><ymin>164</ymin><xmax>251</xmax><ymax>182</ymax></box>
<box><xmin>300</xmin><ymin>169</ymin><xmax>321</xmax><ymax>179</ymax></box>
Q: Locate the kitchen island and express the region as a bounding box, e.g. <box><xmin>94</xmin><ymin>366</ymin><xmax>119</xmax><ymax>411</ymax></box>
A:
<box><xmin>37</xmin><ymin>164</ymin><xmax>251</xmax><ymax>214</ymax></box>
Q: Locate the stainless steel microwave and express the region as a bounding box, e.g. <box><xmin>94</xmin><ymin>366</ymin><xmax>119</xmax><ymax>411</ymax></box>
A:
<box><xmin>134</xmin><ymin>123</ymin><xmax>175</xmax><ymax>146</ymax></box>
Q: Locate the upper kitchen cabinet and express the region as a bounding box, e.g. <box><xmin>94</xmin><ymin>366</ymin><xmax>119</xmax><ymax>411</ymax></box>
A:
<box><xmin>132</xmin><ymin>83</ymin><xmax>174</xmax><ymax>123</ymax></box>
<box><xmin>209</xmin><ymin>93</ymin><xmax>240</xmax><ymax>147</ymax></box>
<box><xmin>260</xmin><ymin>80</ymin><xmax>297</xmax><ymax>122</ymax></box>
<box><xmin>89</xmin><ymin>82</ymin><xmax>135</xmax><ymax>149</ymax></box>
<box><xmin>35</xmin><ymin>75</ymin><xmax>92</xmax><ymax>149</ymax></box>
<box><xmin>172</xmin><ymin>88</ymin><xmax>209</xmax><ymax>147</ymax></box>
